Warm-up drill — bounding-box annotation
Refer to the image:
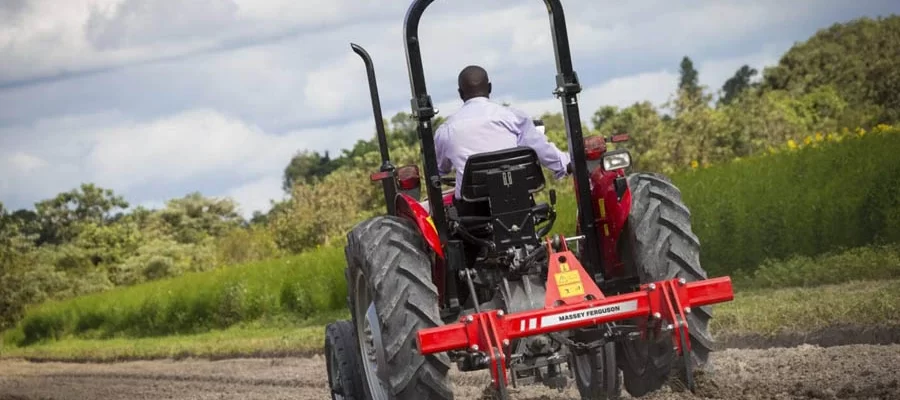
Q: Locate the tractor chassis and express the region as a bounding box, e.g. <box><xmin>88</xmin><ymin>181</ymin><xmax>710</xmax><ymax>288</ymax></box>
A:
<box><xmin>416</xmin><ymin>239</ymin><xmax>734</xmax><ymax>398</ymax></box>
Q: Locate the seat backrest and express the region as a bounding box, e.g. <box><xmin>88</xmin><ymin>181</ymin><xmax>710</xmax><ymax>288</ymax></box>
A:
<box><xmin>456</xmin><ymin>147</ymin><xmax>547</xmax><ymax>257</ymax></box>
<box><xmin>460</xmin><ymin>146</ymin><xmax>546</xmax><ymax>205</ymax></box>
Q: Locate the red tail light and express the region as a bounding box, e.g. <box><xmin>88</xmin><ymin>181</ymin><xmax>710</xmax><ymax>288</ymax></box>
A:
<box><xmin>584</xmin><ymin>136</ymin><xmax>607</xmax><ymax>160</ymax></box>
<box><xmin>396</xmin><ymin>165</ymin><xmax>421</xmax><ymax>190</ymax></box>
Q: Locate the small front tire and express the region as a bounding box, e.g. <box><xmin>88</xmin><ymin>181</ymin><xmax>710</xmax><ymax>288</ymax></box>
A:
<box><xmin>325</xmin><ymin>320</ymin><xmax>365</xmax><ymax>400</ymax></box>
<box><xmin>569</xmin><ymin>335</ymin><xmax>621</xmax><ymax>400</ymax></box>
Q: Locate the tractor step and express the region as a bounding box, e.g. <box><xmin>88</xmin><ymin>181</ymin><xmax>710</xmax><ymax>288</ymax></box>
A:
<box><xmin>415</xmin><ymin>243</ymin><xmax>734</xmax><ymax>397</ymax></box>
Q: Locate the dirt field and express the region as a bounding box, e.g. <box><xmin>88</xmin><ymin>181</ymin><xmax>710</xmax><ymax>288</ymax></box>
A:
<box><xmin>2</xmin><ymin>341</ymin><xmax>899</xmax><ymax>400</ymax></box>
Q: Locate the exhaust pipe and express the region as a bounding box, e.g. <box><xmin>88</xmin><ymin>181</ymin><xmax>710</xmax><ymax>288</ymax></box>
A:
<box><xmin>351</xmin><ymin>42</ymin><xmax>397</xmax><ymax>216</ymax></box>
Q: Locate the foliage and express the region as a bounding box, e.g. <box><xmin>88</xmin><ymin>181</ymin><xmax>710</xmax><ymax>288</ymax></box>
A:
<box><xmin>719</xmin><ymin>65</ymin><xmax>759</xmax><ymax>106</ymax></box>
<box><xmin>282</xmin><ymin>150</ymin><xmax>336</xmax><ymax>191</ymax></box>
<box><xmin>678</xmin><ymin>56</ymin><xmax>701</xmax><ymax>99</ymax></box>
<box><xmin>6</xmin><ymin>247</ymin><xmax>346</xmax><ymax>345</ymax></box>
<box><xmin>761</xmin><ymin>15</ymin><xmax>900</xmax><ymax>124</ymax></box>
<box><xmin>33</xmin><ymin>183</ymin><xmax>129</xmax><ymax>246</ymax></box>
<box><xmin>672</xmin><ymin>125</ymin><xmax>900</xmax><ymax>276</ymax></box>
<box><xmin>733</xmin><ymin>243</ymin><xmax>900</xmax><ymax>289</ymax></box>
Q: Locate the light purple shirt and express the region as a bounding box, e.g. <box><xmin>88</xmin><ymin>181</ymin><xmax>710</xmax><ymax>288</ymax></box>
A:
<box><xmin>434</xmin><ymin>97</ymin><xmax>571</xmax><ymax>199</ymax></box>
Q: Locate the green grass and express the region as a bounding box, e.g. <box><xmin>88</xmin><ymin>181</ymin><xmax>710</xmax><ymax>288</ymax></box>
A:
<box><xmin>711</xmin><ymin>279</ymin><xmax>900</xmax><ymax>337</ymax></box>
<box><xmin>4</xmin><ymin>243</ymin><xmax>899</xmax><ymax>362</ymax></box>
<box><xmin>731</xmin><ymin>242</ymin><xmax>900</xmax><ymax>289</ymax></box>
<box><xmin>673</xmin><ymin>128</ymin><xmax>900</xmax><ymax>276</ymax></box>
<box><xmin>6</xmin><ymin>246</ymin><xmax>348</xmax><ymax>347</ymax></box>
<box><xmin>0</xmin><ymin>315</ymin><xmax>341</xmax><ymax>362</ymax></box>
<box><xmin>4</xmin><ymin>280</ymin><xmax>896</xmax><ymax>362</ymax></box>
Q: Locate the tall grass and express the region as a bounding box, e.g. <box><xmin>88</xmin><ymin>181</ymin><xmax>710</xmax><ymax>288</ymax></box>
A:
<box><xmin>550</xmin><ymin>126</ymin><xmax>900</xmax><ymax>277</ymax></box>
<box><xmin>8</xmin><ymin>247</ymin><xmax>346</xmax><ymax>346</ymax></box>
<box><xmin>674</xmin><ymin>127</ymin><xmax>900</xmax><ymax>276</ymax></box>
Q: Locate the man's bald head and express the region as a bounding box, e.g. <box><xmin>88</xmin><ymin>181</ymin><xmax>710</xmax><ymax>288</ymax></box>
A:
<box><xmin>457</xmin><ymin>65</ymin><xmax>491</xmax><ymax>101</ymax></box>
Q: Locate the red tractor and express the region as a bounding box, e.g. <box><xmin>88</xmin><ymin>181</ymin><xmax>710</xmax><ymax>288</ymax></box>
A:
<box><xmin>325</xmin><ymin>1</ymin><xmax>734</xmax><ymax>399</ymax></box>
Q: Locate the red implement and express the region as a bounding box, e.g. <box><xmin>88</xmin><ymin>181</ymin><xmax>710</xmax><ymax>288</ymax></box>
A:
<box><xmin>416</xmin><ymin>239</ymin><xmax>734</xmax><ymax>390</ymax></box>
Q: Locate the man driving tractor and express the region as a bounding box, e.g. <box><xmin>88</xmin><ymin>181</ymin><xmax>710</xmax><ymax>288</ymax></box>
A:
<box><xmin>434</xmin><ymin>65</ymin><xmax>573</xmax><ymax>215</ymax></box>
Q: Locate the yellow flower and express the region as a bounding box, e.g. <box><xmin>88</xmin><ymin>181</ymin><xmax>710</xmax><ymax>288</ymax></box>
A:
<box><xmin>856</xmin><ymin>128</ymin><xmax>866</xmax><ymax>137</ymax></box>
<box><xmin>690</xmin><ymin>160</ymin><xmax>699</xmax><ymax>169</ymax></box>
<box><xmin>826</xmin><ymin>133</ymin><xmax>836</xmax><ymax>142</ymax></box>
<box><xmin>815</xmin><ymin>132</ymin><xmax>824</xmax><ymax>142</ymax></box>
<box><xmin>787</xmin><ymin>139</ymin><xmax>798</xmax><ymax>150</ymax></box>
<box><xmin>874</xmin><ymin>124</ymin><xmax>890</xmax><ymax>133</ymax></box>
<box><xmin>804</xmin><ymin>136</ymin><xmax>813</xmax><ymax>145</ymax></box>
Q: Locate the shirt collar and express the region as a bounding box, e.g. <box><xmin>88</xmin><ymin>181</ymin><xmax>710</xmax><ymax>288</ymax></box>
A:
<box><xmin>463</xmin><ymin>96</ymin><xmax>490</xmax><ymax>105</ymax></box>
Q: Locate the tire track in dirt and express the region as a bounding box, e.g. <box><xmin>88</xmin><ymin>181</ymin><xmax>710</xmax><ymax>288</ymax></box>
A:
<box><xmin>2</xmin><ymin>342</ymin><xmax>899</xmax><ymax>399</ymax></box>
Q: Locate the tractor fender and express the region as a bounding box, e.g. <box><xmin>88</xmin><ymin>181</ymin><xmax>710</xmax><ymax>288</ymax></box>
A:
<box><xmin>395</xmin><ymin>193</ymin><xmax>444</xmax><ymax>259</ymax></box>
<box><xmin>590</xmin><ymin>168</ymin><xmax>632</xmax><ymax>278</ymax></box>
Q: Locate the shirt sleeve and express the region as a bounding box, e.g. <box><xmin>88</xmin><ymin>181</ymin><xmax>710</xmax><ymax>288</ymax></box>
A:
<box><xmin>510</xmin><ymin>110</ymin><xmax>571</xmax><ymax>179</ymax></box>
<box><xmin>434</xmin><ymin>123</ymin><xmax>453</xmax><ymax>176</ymax></box>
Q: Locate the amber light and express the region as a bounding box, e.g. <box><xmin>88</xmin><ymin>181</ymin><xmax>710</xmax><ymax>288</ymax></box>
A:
<box><xmin>396</xmin><ymin>165</ymin><xmax>421</xmax><ymax>190</ymax></box>
<box><xmin>584</xmin><ymin>136</ymin><xmax>607</xmax><ymax>160</ymax></box>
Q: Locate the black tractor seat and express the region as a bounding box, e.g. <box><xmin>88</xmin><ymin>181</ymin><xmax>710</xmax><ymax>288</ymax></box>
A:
<box><xmin>449</xmin><ymin>146</ymin><xmax>554</xmax><ymax>260</ymax></box>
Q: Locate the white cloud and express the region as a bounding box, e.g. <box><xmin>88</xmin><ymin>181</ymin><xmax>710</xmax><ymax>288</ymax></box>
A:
<box><xmin>7</xmin><ymin>152</ymin><xmax>47</xmax><ymax>173</ymax></box>
<box><xmin>0</xmin><ymin>108</ymin><xmax>377</xmax><ymax>213</ymax></box>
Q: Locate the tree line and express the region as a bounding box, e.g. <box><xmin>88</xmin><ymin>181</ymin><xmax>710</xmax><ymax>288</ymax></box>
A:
<box><xmin>1</xmin><ymin>15</ymin><xmax>897</xmax><ymax>330</ymax></box>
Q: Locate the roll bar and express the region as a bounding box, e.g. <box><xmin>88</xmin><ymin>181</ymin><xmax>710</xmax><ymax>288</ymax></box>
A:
<box><xmin>402</xmin><ymin>0</ymin><xmax>603</xmax><ymax>278</ymax></box>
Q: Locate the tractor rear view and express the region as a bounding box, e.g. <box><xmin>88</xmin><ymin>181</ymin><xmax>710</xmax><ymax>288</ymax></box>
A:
<box><xmin>324</xmin><ymin>1</ymin><xmax>734</xmax><ymax>399</ymax></box>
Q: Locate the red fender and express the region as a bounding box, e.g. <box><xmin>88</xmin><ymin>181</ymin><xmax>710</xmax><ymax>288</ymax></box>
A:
<box><xmin>395</xmin><ymin>193</ymin><xmax>444</xmax><ymax>259</ymax></box>
<box><xmin>588</xmin><ymin>168</ymin><xmax>632</xmax><ymax>279</ymax></box>
<box><xmin>395</xmin><ymin>193</ymin><xmax>446</xmax><ymax>303</ymax></box>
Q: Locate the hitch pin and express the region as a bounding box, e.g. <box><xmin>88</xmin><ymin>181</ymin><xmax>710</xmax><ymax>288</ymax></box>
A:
<box><xmin>564</xmin><ymin>235</ymin><xmax>585</xmax><ymax>243</ymax></box>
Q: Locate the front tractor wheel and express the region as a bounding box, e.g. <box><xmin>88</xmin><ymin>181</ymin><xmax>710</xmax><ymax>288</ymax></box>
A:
<box><xmin>325</xmin><ymin>320</ymin><xmax>365</xmax><ymax>400</ymax></box>
<box><xmin>345</xmin><ymin>215</ymin><xmax>454</xmax><ymax>400</ymax></box>
<box><xmin>568</xmin><ymin>334</ymin><xmax>621</xmax><ymax>400</ymax></box>
<box><xmin>616</xmin><ymin>173</ymin><xmax>715</xmax><ymax>397</ymax></box>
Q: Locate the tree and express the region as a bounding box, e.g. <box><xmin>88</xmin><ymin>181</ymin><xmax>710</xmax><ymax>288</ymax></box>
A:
<box><xmin>156</xmin><ymin>192</ymin><xmax>243</xmax><ymax>244</ymax></box>
<box><xmin>719</xmin><ymin>65</ymin><xmax>758</xmax><ymax>106</ymax></box>
<box><xmin>761</xmin><ymin>15</ymin><xmax>900</xmax><ymax>125</ymax></box>
<box><xmin>591</xmin><ymin>106</ymin><xmax>619</xmax><ymax>131</ymax></box>
<box><xmin>679</xmin><ymin>56</ymin><xmax>701</xmax><ymax>100</ymax></box>
<box><xmin>283</xmin><ymin>150</ymin><xmax>334</xmax><ymax>192</ymax></box>
<box><xmin>33</xmin><ymin>183</ymin><xmax>129</xmax><ymax>245</ymax></box>
<box><xmin>592</xmin><ymin>102</ymin><xmax>665</xmax><ymax>170</ymax></box>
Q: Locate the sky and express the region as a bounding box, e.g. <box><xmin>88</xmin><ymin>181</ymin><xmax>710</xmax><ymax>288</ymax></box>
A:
<box><xmin>1</xmin><ymin>0</ymin><xmax>898</xmax><ymax>218</ymax></box>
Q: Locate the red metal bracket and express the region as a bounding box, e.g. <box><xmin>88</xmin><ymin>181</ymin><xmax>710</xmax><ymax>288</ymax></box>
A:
<box><xmin>544</xmin><ymin>237</ymin><xmax>604</xmax><ymax>308</ymax></box>
<box><xmin>415</xmin><ymin>247</ymin><xmax>734</xmax><ymax>392</ymax></box>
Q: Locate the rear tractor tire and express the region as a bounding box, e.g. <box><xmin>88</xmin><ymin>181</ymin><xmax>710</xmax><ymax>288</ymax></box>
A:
<box><xmin>616</xmin><ymin>172</ymin><xmax>715</xmax><ymax>397</ymax></box>
<box><xmin>345</xmin><ymin>215</ymin><xmax>454</xmax><ymax>400</ymax></box>
<box><xmin>325</xmin><ymin>320</ymin><xmax>365</xmax><ymax>400</ymax></box>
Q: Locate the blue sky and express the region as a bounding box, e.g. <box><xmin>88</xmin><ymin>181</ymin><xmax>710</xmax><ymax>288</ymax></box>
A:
<box><xmin>1</xmin><ymin>0</ymin><xmax>898</xmax><ymax>218</ymax></box>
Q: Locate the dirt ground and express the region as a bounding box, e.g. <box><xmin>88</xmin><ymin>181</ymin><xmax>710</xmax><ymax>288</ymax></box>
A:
<box><xmin>1</xmin><ymin>342</ymin><xmax>899</xmax><ymax>400</ymax></box>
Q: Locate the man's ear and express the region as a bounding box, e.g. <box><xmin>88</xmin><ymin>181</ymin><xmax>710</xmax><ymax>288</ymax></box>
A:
<box><xmin>487</xmin><ymin>83</ymin><xmax>492</xmax><ymax>95</ymax></box>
